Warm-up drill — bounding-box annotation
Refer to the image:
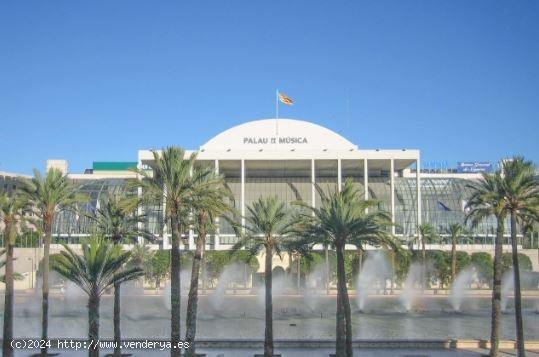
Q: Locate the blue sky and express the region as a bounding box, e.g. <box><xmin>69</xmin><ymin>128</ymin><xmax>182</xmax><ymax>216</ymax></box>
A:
<box><xmin>1</xmin><ymin>1</ymin><xmax>538</xmax><ymax>174</ymax></box>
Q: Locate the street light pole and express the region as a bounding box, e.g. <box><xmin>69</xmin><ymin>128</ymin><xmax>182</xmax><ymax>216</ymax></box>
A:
<box><xmin>27</xmin><ymin>257</ymin><xmax>34</xmax><ymax>289</ymax></box>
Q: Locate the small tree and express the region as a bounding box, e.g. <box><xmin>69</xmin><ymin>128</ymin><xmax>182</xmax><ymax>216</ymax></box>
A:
<box><xmin>92</xmin><ymin>193</ymin><xmax>151</xmax><ymax>356</ymax></box>
<box><xmin>0</xmin><ymin>193</ymin><xmax>27</xmax><ymax>357</ymax></box>
<box><xmin>148</xmin><ymin>250</ymin><xmax>171</xmax><ymax>290</ymax></box>
<box><xmin>232</xmin><ymin>196</ymin><xmax>294</xmax><ymax>357</ymax></box>
<box><xmin>466</xmin><ymin>171</ymin><xmax>507</xmax><ymax>357</ymax></box>
<box><xmin>130</xmin><ymin>146</ymin><xmax>198</xmax><ymax>357</ymax></box>
<box><xmin>501</xmin><ymin>252</ymin><xmax>533</xmax><ymax>274</ymax></box>
<box><xmin>417</xmin><ymin>223</ymin><xmax>439</xmax><ymax>289</ymax></box>
<box><xmin>498</xmin><ymin>157</ymin><xmax>538</xmax><ymax>357</ymax></box>
<box><xmin>53</xmin><ymin>238</ymin><xmax>143</xmax><ymax>357</ymax></box>
<box><xmin>426</xmin><ymin>251</ymin><xmax>451</xmax><ymax>288</ymax></box>
<box><xmin>21</xmin><ymin>168</ymin><xmax>86</xmax><ymax>355</ymax></box>
<box><xmin>471</xmin><ymin>252</ymin><xmax>494</xmax><ymax>288</ymax></box>
<box><xmin>455</xmin><ymin>251</ymin><xmax>471</xmax><ymax>277</ymax></box>
<box><xmin>446</xmin><ymin>223</ymin><xmax>468</xmax><ymax>283</ymax></box>
<box><xmin>129</xmin><ymin>244</ymin><xmax>153</xmax><ymax>277</ymax></box>
<box><xmin>295</xmin><ymin>179</ymin><xmax>399</xmax><ymax>356</ymax></box>
<box><xmin>184</xmin><ymin>165</ymin><xmax>235</xmax><ymax>357</ymax></box>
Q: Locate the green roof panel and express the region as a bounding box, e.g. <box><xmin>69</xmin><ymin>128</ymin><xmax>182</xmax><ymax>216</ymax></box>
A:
<box><xmin>92</xmin><ymin>162</ymin><xmax>137</xmax><ymax>171</ymax></box>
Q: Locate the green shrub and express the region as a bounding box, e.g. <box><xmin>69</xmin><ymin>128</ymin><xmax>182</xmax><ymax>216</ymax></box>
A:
<box><xmin>471</xmin><ymin>252</ymin><xmax>493</xmax><ymax>287</ymax></box>
<box><xmin>147</xmin><ymin>250</ymin><xmax>170</xmax><ymax>289</ymax></box>
<box><xmin>455</xmin><ymin>251</ymin><xmax>471</xmax><ymax>273</ymax></box>
<box><xmin>426</xmin><ymin>250</ymin><xmax>451</xmax><ymax>288</ymax></box>
<box><xmin>298</xmin><ymin>251</ymin><xmax>324</xmax><ymax>275</ymax></box>
<box><xmin>204</xmin><ymin>251</ymin><xmax>260</xmax><ymax>284</ymax></box>
<box><xmin>501</xmin><ymin>252</ymin><xmax>533</xmax><ymax>273</ymax></box>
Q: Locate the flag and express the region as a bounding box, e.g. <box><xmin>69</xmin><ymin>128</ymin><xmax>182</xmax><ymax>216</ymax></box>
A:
<box><xmin>437</xmin><ymin>201</ymin><xmax>451</xmax><ymax>211</ymax></box>
<box><xmin>278</xmin><ymin>92</ymin><xmax>293</xmax><ymax>105</ymax></box>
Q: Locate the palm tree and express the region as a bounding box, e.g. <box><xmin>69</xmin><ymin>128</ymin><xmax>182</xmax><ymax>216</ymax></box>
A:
<box><xmin>232</xmin><ymin>196</ymin><xmax>294</xmax><ymax>357</ymax></box>
<box><xmin>497</xmin><ymin>157</ymin><xmax>539</xmax><ymax>357</ymax></box>
<box><xmin>20</xmin><ymin>168</ymin><xmax>85</xmax><ymax>355</ymax></box>
<box><xmin>447</xmin><ymin>223</ymin><xmax>465</xmax><ymax>283</ymax></box>
<box><xmin>0</xmin><ymin>250</ymin><xmax>23</xmax><ymax>283</ymax></box>
<box><xmin>184</xmin><ymin>165</ymin><xmax>235</xmax><ymax>357</ymax></box>
<box><xmin>0</xmin><ymin>193</ymin><xmax>26</xmax><ymax>357</ymax></box>
<box><xmin>93</xmin><ymin>193</ymin><xmax>151</xmax><ymax>356</ymax></box>
<box><xmin>417</xmin><ymin>223</ymin><xmax>439</xmax><ymax>290</ymax></box>
<box><xmin>295</xmin><ymin>179</ymin><xmax>398</xmax><ymax>357</ymax></box>
<box><xmin>466</xmin><ymin>171</ymin><xmax>506</xmax><ymax>357</ymax></box>
<box><xmin>282</xmin><ymin>236</ymin><xmax>312</xmax><ymax>293</ymax></box>
<box><xmin>53</xmin><ymin>237</ymin><xmax>143</xmax><ymax>357</ymax></box>
<box><xmin>129</xmin><ymin>244</ymin><xmax>153</xmax><ymax>276</ymax></box>
<box><xmin>130</xmin><ymin>147</ymin><xmax>199</xmax><ymax>357</ymax></box>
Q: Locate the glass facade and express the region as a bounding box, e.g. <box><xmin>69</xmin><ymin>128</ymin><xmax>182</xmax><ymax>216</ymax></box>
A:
<box><xmin>1</xmin><ymin>167</ymin><xmax>509</xmax><ymax>247</ymax></box>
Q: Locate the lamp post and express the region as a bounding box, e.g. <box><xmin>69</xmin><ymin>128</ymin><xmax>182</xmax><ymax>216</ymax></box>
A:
<box><xmin>27</xmin><ymin>257</ymin><xmax>34</xmax><ymax>289</ymax></box>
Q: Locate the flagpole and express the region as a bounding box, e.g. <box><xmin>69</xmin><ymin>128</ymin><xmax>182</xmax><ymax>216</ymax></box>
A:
<box><xmin>275</xmin><ymin>89</ymin><xmax>279</xmax><ymax>135</ymax></box>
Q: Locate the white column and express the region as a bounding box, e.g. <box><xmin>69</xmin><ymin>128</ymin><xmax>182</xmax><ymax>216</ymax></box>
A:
<box><xmin>363</xmin><ymin>158</ymin><xmax>369</xmax><ymax>216</ymax></box>
<box><xmin>390</xmin><ymin>158</ymin><xmax>395</xmax><ymax>235</ymax></box>
<box><xmin>363</xmin><ymin>159</ymin><xmax>368</xmax><ymax>201</ymax></box>
<box><xmin>137</xmin><ymin>186</ymin><xmax>144</xmax><ymax>245</ymax></box>
<box><xmin>241</xmin><ymin>159</ymin><xmax>245</xmax><ymax>230</ymax></box>
<box><xmin>337</xmin><ymin>158</ymin><xmax>342</xmax><ymax>192</ymax></box>
<box><xmin>188</xmin><ymin>167</ymin><xmax>194</xmax><ymax>251</ymax></box>
<box><xmin>162</xmin><ymin>186</ymin><xmax>169</xmax><ymax>248</ymax></box>
<box><xmin>416</xmin><ymin>158</ymin><xmax>422</xmax><ymax>226</ymax></box>
<box><xmin>214</xmin><ymin>159</ymin><xmax>220</xmax><ymax>250</ymax></box>
<box><xmin>311</xmin><ymin>159</ymin><xmax>316</xmax><ymax>208</ymax></box>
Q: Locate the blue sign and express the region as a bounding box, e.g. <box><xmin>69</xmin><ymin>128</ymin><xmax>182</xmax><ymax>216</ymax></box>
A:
<box><xmin>457</xmin><ymin>162</ymin><xmax>494</xmax><ymax>173</ymax></box>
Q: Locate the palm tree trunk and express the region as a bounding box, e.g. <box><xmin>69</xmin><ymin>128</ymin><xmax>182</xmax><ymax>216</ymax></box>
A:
<box><xmin>335</xmin><ymin>245</ymin><xmax>349</xmax><ymax>356</ymax></box>
<box><xmin>510</xmin><ymin>211</ymin><xmax>526</xmax><ymax>356</ymax></box>
<box><xmin>339</xmin><ymin>247</ymin><xmax>353</xmax><ymax>356</ymax></box>
<box><xmin>297</xmin><ymin>256</ymin><xmax>301</xmax><ymax>294</ymax></box>
<box><xmin>390</xmin><ymin>252</ymin><xmax>394</xmax><ymax>295</ymax></box>
<box><xmin>325</xmin><ymin>245</ymin><xmax>330</xmax><ymax>294</ymax></box>
<box><xmin>201</xmin><ymin>253</ymin><xmax>206</xmax><ymax>295</ymax></box>
<box><xmin>264</xmin><ymin>244</ymin><xmax>274</xmax><ymax>357</ymax></box>
<box><xmin>41</xmin><ymin>217</ymin><xmax>52</xmax><ymax>355</ymax></box>
<box><xmin>451</xmin><ymin>239</ymin><xmax>457</xmax><ymax>284</ymax></box>
<box><xmin>490</xmin><ymin>217</ymin><xmax>504</xmax><ymax>357</ymax></box>
<box><xmin>185</xmin><ymin>226</ymin><xmax>206</xmax><ymax>357</ymax></box>
<box><xmin>421</xmin><ymin>239</ymin><xmax>426</xmax><ymax>291</ymax></box>
<box><xmin>88</xmin><ymin>293</ymin><xmax>100</xmax><ymax>357</ymax></box>
<box><xmin>113</xmin><ymin>282</ymin><xmax>121</xmax><ymax>356</ymax></box>
<box><xmin>2</xmin><ymin>238</ymin><xmax>14</xmax><ymax>357</ymax></box>
<box><xmin>170</xmin><ymin>211</ymin><xmax>182</xmax><ymax>357</ymax></box>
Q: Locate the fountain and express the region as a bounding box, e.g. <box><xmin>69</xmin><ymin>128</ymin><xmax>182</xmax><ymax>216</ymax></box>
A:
<box><xmin>399</xmin><ymin>262</ymin><xmax>423</xmax><ymax>312</ymax></box>
<box><xmin>209</xmin><ymin>262</ymin><xmax>249</xmax><ymax>310</ymax></box>
<box><xmin>501</xmin><ymin>271</ymin><xmax>514</xmax><ymax>312</ymax></box>
<box><xmin>302</xmin><ymin>263</ymin><xmax>326</xmax><ymax>313</ymax></box>
<box><xmin>256</xmin><ymin>269</ymin><xmax>290</xmax><ymax>307</ymax></box>
<box><xmin>450</xmin><ymin>267</ymin><xmax>475</xmax><ymax>312</ymax></box>
<box><xmin>355</xmin><ymin>252</ymin><xmax>390</xmax><ymax>311</ymax></box>
<box><xmin>161</xmin><ymin>268</ymin><xmax>192</xmax><ymax>310</ymax></box>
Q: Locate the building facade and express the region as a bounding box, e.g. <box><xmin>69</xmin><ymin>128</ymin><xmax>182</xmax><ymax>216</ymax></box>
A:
<box><xmin>2</xmin><ymin>119</ymin><xmax>508</xmax><ymax>249</ymax></box>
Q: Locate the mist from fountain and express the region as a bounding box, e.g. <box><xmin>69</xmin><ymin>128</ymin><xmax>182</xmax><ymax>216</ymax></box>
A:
<box><xmin>399</xmin><ymin>262</ymin><xmax>423</xmax><ymax>312</ymax></box>
<box><xmin>209</xmin><ymin>262</ymin><xmax>249</xmax><ymax>310</ymax></box>
<box><xmin>501</xmin><ymin>271</ymin><xmax>514</xmax><ymax>312</ymax></box>
<box><xmin>355</xmin><ymin>252</ymin><xmax>390</xmax><ymax>311</ymax></box>
<box><xmin>256</xmin><ymin>270</ymin><xmax>291</xmax><ymax>307</ymax></box>
<box><xmin>303</xmin><ymin>263</ymin><xmax>326</xmax><ymax>313</ymax></box>
<box><xmin>162</xmin><ymin>268</ymin><xmax>192</xmax><ymax>311</ymax></box>
<box><xmin>450</xmin><ymin>267</ymin><xmax>475</xmax><ymax>311</ymax></box>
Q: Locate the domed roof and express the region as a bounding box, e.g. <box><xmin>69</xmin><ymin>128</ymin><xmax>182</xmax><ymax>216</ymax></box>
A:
<box><xmin>201</xmin><ymin>119</ymin><xmax>357</xmax><ymax>151</ymax></box>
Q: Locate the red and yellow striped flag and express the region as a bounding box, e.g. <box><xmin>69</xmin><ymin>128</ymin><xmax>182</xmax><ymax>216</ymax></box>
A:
<box><xmin>278</xmin><ymin>92</ymin><xmax>293</xmax><ymax>105</ymax></box>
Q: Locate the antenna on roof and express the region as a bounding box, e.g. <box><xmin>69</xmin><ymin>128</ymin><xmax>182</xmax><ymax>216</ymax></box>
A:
<box><xmin>346</xmin><ymin>88</ymin><xmax>351</xmax><ymax>133</ymax></box>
